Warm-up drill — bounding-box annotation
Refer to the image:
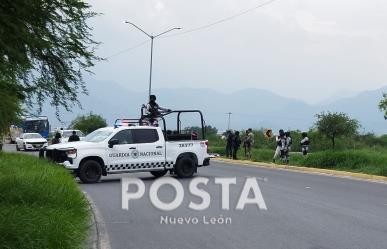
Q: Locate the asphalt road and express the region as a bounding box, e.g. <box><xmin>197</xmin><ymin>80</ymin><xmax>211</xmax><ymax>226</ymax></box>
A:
<box><xmin>82</xmin><ymin>162</ymin><xmax>387</xmax><ymax>249</ymax></box>
<box><xmin>2</xmin><ymin>142</ymin><xmax>39</xmax><ymax>156</ymax></box>
<box><xmin>3</xmin><ymin>143</ymin><xmax>387</xmax><ymax>249</ymax></box>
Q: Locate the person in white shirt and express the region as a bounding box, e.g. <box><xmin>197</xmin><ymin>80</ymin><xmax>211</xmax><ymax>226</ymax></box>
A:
<box><xmin>273</xmin><ymin>129</ymin><xmax>286</xmax><ymax>163</ymax></box>
<box><xmin>300</xmin><ymin>132</ymin><xmax>310</xmax><ymax>156</ymax></box>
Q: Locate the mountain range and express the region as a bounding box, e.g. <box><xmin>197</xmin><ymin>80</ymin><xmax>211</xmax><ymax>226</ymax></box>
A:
<box><xmin>42</xmin><ymin>78</ymin><xmax>387</xmax><ymax>135</ymax></box>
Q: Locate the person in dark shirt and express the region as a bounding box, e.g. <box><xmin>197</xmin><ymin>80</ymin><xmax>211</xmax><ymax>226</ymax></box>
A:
<box><xmin>68</xmin><ymin>130</ymin><xmax>80</xmax><ymax>142</ymax></box>
<box><xmin>40</xmin><ymin>132</ymin><xmax>61</xmax><ymax>158</ymax></box>
<box><xmin>232</xmin><ymin>131</ymin><xmax>242</xmax><ymax>160</ymax></box>
<box><xmin>144</xmin><ymin>95</ymin><xmax>171</xmax><ymax>126</ymax></box>
<box><xmin>225</xmin><ymin>130</ymin><xmax>233</xmax><ymax>158</ymax></box>
<box><xmin>51</xmin><ymin>132</ymin><xmax>61</xmax><ymax>144</ymax></box>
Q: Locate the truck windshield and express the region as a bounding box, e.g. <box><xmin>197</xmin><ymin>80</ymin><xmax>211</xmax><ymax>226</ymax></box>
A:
<box><xmin>85</xmin><ymin>130</ymin><xmax>112</xmax><ymax>142</ymax></box>
<box><xmin>62</xmin><ymin>130</ymin><xmax>84</xmax><ymax>138</ymax></box>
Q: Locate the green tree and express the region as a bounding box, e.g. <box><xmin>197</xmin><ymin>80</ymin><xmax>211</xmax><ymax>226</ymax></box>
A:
<box><xmin>0</xmin><ymin>0</ymin><xmax>100</xmax><ymax>126</ymax></box>
<box><xmin>315</xmin><ymin>112</ymin><xmax>360</xmax><ymax>150</ymax></box>
<box><xmin>184</xmin><ymin>125</ymin><xmax>218</xmax><ymax>137</ymax></box>
<box><xmin>0</xmin><ymin>80</ymin><xmax>23</xmax><ymax>135</ymax></box>
<box><xmin>379</xmin><ymin>93</ymin><xmax>387</xmax><ymax>118</ymax></box>
<box><xmin>70</xmin><ymin>113</ymin><xmax>107</xmax><ymax>134</ymax></box>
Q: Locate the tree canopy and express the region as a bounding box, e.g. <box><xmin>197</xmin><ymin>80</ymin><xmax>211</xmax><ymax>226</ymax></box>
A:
<box><xmin>0</xmin><ymin>0</ymin><xmax>100</xmax><ymax>133</ymax></box>
<box><xmin>70</xmin><ymin>113</ymin><xmax>107</xmax><ymax>134</ymax></box>
<box><xmin>0</xmin><ymin>81</ymin><xmax>23</xmax><ymax>135</ymax></box>
<box><xmin>379</xmin><ymin>93</ymin><xmax>387</xmax><ymax>119</ymax></box>
<box><xmin>315</xmin><ymin>112</ymin><xmax>359</xmax><ymax>149</ymax></box>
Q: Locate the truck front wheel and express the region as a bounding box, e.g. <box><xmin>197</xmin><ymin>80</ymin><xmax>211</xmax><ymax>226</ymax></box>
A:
<box><xmin>78</xmin><ymin>160</ymin><xmax>102</xmax><ymax>183</ymax></box>
<box><xmin>175</xmin><ymin>156</ymin><xmax>196</xmax><ymax>178</ymax></box>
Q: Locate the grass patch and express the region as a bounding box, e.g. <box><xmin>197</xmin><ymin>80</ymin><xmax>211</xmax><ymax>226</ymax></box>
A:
<box><xmin>209</xmin><ymin>146</ymin><xmax>387</xmax><ymax>177</ymax></box>
<box><xmin>0</xmin><ymin>152</ymin><xmax>89</xmax><ymax>249</ymax></box>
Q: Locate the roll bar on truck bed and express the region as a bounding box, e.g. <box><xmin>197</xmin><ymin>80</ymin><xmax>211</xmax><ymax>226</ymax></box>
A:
<box><xmin>114</xmin><ymin>109</ymin><xmax>206</xmax><ymax>140</ymax></box>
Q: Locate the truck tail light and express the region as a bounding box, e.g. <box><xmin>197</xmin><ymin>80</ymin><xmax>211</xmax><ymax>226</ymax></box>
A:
<box><xmin>200</xmin><ymin>141</ymin><xmax>209</xmax><ymax>153</ymax></box>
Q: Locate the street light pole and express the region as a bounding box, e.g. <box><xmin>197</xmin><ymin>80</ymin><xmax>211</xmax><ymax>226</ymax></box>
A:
<box><xmin>149</xmin><ymin>37</ymin><xmax>154</xmax><ymax>97</ymax></box>
<box><xmin>124</xmin><ymin>21</ymin><xmax>181</xmax><ymax>98</ymax></box>
<box><xmin>226</xmin><ymin>112</ymin><xmax>232</xmax><ymax>130</ymax></box>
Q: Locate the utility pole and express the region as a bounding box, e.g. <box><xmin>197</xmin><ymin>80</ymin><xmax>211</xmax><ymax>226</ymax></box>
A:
<box><xmin>226</xmin><ymin>112</ymin><xmax>232</xmax><ymax>130</ymax></box>
<box><xmin>124</xmin><ymin>21</ymin><xmax>181</xmax><ymax>98</ymax></box>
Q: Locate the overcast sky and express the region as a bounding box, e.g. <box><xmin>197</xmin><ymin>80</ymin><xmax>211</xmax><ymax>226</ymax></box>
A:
<box><xmin>86</xmin><ymin>0</ymin><xmax>387</xmax><ymax>104</ymax></box>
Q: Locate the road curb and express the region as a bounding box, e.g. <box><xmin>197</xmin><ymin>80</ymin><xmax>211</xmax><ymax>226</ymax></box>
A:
<box><xmin>83</xmin><ymin>191</ymin><xmax>112</xmax><ymax>249</ymax></box>
<box><xmin>213</xmin><ymin>158</ymin><xmax>387</xmax><ymax>184</ymax></box>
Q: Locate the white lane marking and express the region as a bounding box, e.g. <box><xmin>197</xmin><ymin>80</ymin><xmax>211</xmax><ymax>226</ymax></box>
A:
<box><xmin>305</xmin><ymin>187</ymin><xmax>311</xmax><ymax>189</ymax></box>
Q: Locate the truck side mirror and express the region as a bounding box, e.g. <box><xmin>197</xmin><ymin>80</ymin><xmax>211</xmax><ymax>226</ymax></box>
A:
<box><xmin>108</xmin><ymin>139</ymin><xmax>119</xmax><ymax>148</ymax></box>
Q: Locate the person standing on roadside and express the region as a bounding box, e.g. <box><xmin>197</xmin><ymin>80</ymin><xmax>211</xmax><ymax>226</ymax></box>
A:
<box><xmin>225</xmin><ymin>130</ymin><xmax>233</xmax><ymax>158</ymax></box>
<box><xmin>243</xmin><ymin>129</ymin><xmax>248</xmax><ymax>157</ymax></box>
<box><xmin>284</xmin><ymin>131</ymin><xmax>292</xmax><ymax>162</ymax></box>
<box><xmin>232</xmin><ymin>131</ymin><xmax>242</xmax><ymax>160</ymax></box>
<box><xmin>273</xmin><ymin>129</ymin><xmax>286</xmax><ymax>163</ymax></box>
<box><xmin>68</xmin><ymin>130</ymin><xmax>80</xmax><ymax>142</ymax></box>
<box><xmin>300</xmin><ymin>132</ymin><xmax>310</xmax><ymax>155</ymax></box>
<box><xmin>244</xmin><ymin>128</ymin><xmax>254</xmax><ymax>159</ymax></box>
<box><xmin>285</xmin><ymin>131</ymin><xmax>292</xmax><ymax>152</ymax></box>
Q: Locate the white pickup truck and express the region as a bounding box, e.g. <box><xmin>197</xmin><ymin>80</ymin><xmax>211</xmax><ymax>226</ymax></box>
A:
<box><xmin>45</xmin><ymin>125</ymin><xmax>210</xmax><ymax>183</ymax></box>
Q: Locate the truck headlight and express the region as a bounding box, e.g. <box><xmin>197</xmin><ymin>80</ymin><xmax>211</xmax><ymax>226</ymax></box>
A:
<box><xmin>66</xmin><ymin>148</ymin><xmax>77</xmax><ymax>159</ymax></box>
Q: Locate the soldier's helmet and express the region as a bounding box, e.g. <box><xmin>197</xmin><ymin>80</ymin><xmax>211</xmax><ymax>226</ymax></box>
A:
<box><xmin>149</xmin><ymin>95</ymin><xmax>157</xmax><ymax>101</ymax></box>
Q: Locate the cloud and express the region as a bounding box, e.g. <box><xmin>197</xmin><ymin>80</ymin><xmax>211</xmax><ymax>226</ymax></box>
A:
<box><xmin>86</xmin><ymin>0</ymin><xmax>387</xmax><ymax>104</ymax></box>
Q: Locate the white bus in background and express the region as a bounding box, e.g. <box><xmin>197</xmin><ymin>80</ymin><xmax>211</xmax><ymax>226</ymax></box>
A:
<box><xmin>9</xmin><ymin>125</ymin><xmax>23</xmax><ymax>143</ymax></box>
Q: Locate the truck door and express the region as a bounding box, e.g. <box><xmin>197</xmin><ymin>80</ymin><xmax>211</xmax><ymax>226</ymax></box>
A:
<box><xmin>106</xmin><ymin>129</ymin><xmax>137</xmax><ymax>173</ymax></box>
<box><xmin>131</xmin><ymin>128</ymin><xmax>168</xmax><ymax>170</ymax></box>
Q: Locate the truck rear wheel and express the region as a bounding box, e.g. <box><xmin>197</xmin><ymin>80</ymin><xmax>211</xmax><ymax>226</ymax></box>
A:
<box><xmin>175</xmin><ymin>156</ymin><xmax>196</xmax><ymax>178</ymax></box>
<box><xmin>78</xmin><ymin>160</ymin><xmax>102</xmax><ymax>183</ymax></box>
<box><xmin>150</xmin><ymin>170</ymin><xmax>168</xmax><ymax>178</ymax></box>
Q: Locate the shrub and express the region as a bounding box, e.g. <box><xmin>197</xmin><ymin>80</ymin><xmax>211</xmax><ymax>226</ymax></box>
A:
<box><xmin>0</xmin><ymin>152</ymin><xmax>90</xmax><ymax>249</ymax></box>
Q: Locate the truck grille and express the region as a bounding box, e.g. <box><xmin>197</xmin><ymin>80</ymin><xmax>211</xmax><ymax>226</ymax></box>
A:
<box><xmin>45</xmin><ymin>149</ymin><xmax>68</xmax><ymax>163</ymax></box>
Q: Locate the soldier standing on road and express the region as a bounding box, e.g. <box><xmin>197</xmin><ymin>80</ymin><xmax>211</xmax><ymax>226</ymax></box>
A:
<box><xmin>285</xmin><ymin>131</ymin><xmax>292</xmax><ymax>151</ymax></box>
<box><xmin>243</xmin><ymin>129</ymin><xmax>248</xmax><ymax>157</ymax></box>
<box><xmin>284</xmin><ymin>131</ymin><xmax>292</xmax><ymax>162</ymax></box>
<box><xmin>68</xmin><ymin>130</ymin><xmax>80</xmax><ymax>142</ymax></box>
<box><xmin>232</xmin><ymin>131</ymin><xmax>242</xmax><ymax>160</ymax></box>
<box><xmin>273</xmin><ymin>129</ymin><xmax>286</xmax><ymax>163</ymax></box>
<box><xmin>245</xmin><ymin>128</ymin><xmax>254</xmax><ymax>159</ymax></box>
<box><xmin>300</xmin><ymin>132</ymin><xmax>310</xmax><ymax>155</ymax></box>
<box><xmin>225</xmin><ymin>130</ymin><xmax>233</xmax><ymax>158</ymax></box>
